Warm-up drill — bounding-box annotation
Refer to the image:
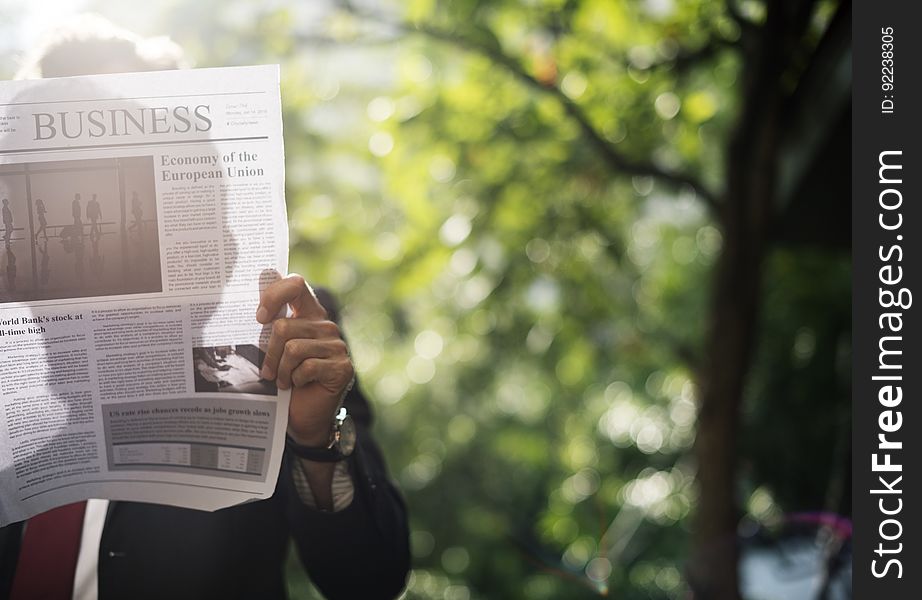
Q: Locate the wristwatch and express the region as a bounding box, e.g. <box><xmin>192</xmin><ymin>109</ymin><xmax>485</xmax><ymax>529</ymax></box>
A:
<box><xmin>286</xmin><ymin>407</ymin><xmax>356</xmax><ymax>462</ymax></box>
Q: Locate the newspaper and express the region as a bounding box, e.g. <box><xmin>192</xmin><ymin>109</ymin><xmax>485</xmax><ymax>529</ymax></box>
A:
<box><xmin>0</xmin><ymin>65</ymin><xmax>291</xmax><ymax>526</ymax></box>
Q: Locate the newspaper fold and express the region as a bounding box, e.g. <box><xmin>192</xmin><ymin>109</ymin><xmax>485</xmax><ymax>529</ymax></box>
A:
<box><xmin>0</xmin><ymin>65</ymin><xmax>290</xmax><ymax>526</ymax></box>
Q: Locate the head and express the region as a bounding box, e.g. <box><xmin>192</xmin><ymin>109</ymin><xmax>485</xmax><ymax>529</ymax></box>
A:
<box><xmin>75</xmin><ymin>193</ymin><xmax>81</xmax><ymax>200</ymax></box>
<box><xmin>16</xmin><ymin>13</ymin><xmax>186</xmax><ymax>80</ymax></box>
<box><xmin>2</xmin><ymin>199</ymin><xmax>7</xmax><ymax>207</ymax></box>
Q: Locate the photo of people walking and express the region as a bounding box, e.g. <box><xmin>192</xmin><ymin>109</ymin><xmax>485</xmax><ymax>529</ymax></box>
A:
<box><xmin>33</xmin><ymin>198</ymin><xmax>47</xmax><ymax>242</ymax></box>
<box><xmin>2</xmin><ymin>198</ymin><xmax>14</xmax><ymax>248</ymax></box>
<box><xmin>87</xmin><ymin>193</ymin><xmax>102</xmax><ymax>239</ymax></box>
<box><xmin>0</xmin><ymin>156</ymin><xmax>162</xmax><ymax>303</ymax></box>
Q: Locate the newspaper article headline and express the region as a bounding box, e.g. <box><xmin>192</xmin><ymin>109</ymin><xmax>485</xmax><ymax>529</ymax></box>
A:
<box><xmin>0</xmin><ymin>312</ymin><xmax>83</xmax><ymax>336</ymax></box>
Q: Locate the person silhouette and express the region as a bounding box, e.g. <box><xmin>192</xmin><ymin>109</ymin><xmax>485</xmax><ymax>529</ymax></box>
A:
<box><xmin>71</xmin><ymin>193</ymin><xmax>83</xmax><ymax>237</ymax></box>
<box><xmin>2</xmin><ymin>199</ymin><xmax>13</xmax><ymax>248</ymax></box>
<box><xmin>128</xmin><ymin>190</ymin><xmax>142</xmax><ymax>238</ymax></box>
<box><xmin>34</xmin><ymin>198</ymin><xmax>48</xmax><ymax>242</ymax></box>
<box><xmin>86</xmin><ymin>193</ymin><xmax>102</xmax><ymax>239</ymax></box>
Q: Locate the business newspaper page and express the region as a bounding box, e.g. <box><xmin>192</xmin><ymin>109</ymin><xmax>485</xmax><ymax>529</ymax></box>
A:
<box><xmin>0</xmin><ymin>65</ymin><xmax>290</xmax><ymax>526</ymax></box>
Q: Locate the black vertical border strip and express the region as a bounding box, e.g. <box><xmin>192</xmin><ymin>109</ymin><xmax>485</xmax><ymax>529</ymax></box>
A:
<box><xmin>853</xmin><ymin>1</ymin><xmax>920</xmax><ymax>597</ymax></box>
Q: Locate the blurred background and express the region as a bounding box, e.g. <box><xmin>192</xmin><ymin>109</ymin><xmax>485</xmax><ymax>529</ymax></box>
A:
<box><xmin>1</xmin><ymin>0</ymin><xmax>852</xmax><ymax>598</ymax></box>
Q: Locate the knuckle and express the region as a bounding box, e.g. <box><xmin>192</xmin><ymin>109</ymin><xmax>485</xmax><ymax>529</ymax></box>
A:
<box><xmin>319</xmin><ymin>320</ymin><xmax>339</xmax><ymax>337</ymax></box>
<box><xmin>331</xmin><ymin>339</ymin><xmax>348</xmax><ymax>357</ymax></box>
<box><xmin>284</xmin><ymin>338</ymin><xmax>301</xmax><ymax>355</ymax></box>
<box><xmin>288</xmin><ymin>273</ymin><xmax>306</xmax><ymax>288</ymax></box>
<box><xmin>272</xmin><ymin>318</ymin><xmax>290</xmax><ymax>337</ymax></box>
<box><xmin>294</xmin><ymin>361</ymin><xmax>314</xmax><ymax>385</ymax></box>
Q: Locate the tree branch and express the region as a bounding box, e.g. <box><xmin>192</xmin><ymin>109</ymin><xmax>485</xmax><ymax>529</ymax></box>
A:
<box><xmin>647</xmin><ymin>35</ymin><xmax>739</xmax><ymax>74</ymax></box>
<box><xmin>339</xmin><ymin>5</ymin><xmax>720</xmax><ymax>211</ymax></box>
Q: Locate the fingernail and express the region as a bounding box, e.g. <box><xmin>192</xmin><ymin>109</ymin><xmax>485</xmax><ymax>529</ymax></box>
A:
<box><xmin>256</xmin><ymin>306</ymin><xmax>269</xmax><ymax>322</ymax></box>
<box><xmin>261</xmin><ymin>366</ymin><xmax>274</xmax><ymax>380</ymax></box>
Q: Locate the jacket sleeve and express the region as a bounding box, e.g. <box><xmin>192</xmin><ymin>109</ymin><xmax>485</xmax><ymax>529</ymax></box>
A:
<box><xmin>282</xmin><ymin>288</ymin><xmax>410</xmax><ymax>599</ymax></box>
<box><xmin>281</xmin><ymin>383</ymin><xmax>410</xmax><ymax>600</ymax></box>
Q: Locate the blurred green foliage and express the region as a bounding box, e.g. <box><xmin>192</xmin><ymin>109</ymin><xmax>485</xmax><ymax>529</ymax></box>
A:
<box><xmin>3</xmin><ymin>0</ymin><xmax>850</xmax><ymax>598</ymax></box>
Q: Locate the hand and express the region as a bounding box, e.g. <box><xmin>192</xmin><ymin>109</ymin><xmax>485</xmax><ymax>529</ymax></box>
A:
<box><xmin>256</xmin><ymin>274</ymin><xmax>354</xmax><ymax>447</ymax></box>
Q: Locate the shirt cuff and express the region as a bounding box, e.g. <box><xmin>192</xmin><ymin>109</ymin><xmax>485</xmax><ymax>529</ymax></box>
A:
<box><xmin>291</xmin><ymin>459</ymin><xmax>355</xmax><ymax>512</ymax></box>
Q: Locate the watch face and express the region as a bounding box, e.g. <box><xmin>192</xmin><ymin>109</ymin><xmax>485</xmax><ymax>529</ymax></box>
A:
<box><xmin>339</xmin><ymin>415</ymin><xmax>357</xmax><ymax>456</ymax></box>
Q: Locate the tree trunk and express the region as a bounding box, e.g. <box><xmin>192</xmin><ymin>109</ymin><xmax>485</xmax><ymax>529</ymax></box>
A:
<box><xmin>688</xmin><ymin>148</ymin><xmax>776</xmax><ymax>599</ymax></box>
<box><xmin>687</xmin><ymin>2</ymin><xmax>791</xmax><ymax>596</ymax></box>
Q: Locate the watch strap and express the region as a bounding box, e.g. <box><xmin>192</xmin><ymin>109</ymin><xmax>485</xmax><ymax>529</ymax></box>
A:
<box><xmin>285</xmin><ymin>434</ymin><xmax>347</xmax><ymax>462</ymax></box>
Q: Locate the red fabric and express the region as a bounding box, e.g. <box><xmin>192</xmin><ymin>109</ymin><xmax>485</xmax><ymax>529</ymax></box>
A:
<box><xmin>10</xmin><ymin>501</ymin><xmax>87</xmax><ymax>600</ymax></box>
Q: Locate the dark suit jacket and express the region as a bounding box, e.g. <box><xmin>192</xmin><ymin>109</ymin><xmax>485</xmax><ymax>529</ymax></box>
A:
<box><xmin>0</xmin><ymin>290</ymin><xmax>409</xmax><ymax>600</ymax></box>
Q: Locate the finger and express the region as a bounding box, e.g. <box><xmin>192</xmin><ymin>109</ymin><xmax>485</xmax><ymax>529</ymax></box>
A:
<box><xmin>276</xmin><ymin>338</ymin><xmax>349</xmax><ymax>389</ymax></box>
<box><xmin>261</xmin><ymin>318</ymin><xmax>342</xmax><ymax>380</ymax></box>
<box><xmin>289</xmin><ymin>356</ymin><xmax>355</xmax><ymax>391</ymax></box>
<box><xmin>257</xmin><ymin>274</ymin><xmax>327</xmax><ymax>323</ymax></box>
<box><xmin>259</xmin><ymin>268</ymin><xmax>283</xmax><ymax>290</ymax></box>
<box><xmin>261</xmin><ymin>318</ymin><xmax>294</xmax><ymax>380</ymax></box>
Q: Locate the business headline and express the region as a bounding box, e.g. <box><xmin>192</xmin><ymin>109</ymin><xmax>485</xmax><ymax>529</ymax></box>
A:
<box><xmin>160</xmin><ymin>150</ymin><xmax>265</xmax><ymax>183</ymax></box>
<box><xmin>0</xmin><ymin>313</ymin><xmax>84</xmax><ymax>337</ymax></box>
